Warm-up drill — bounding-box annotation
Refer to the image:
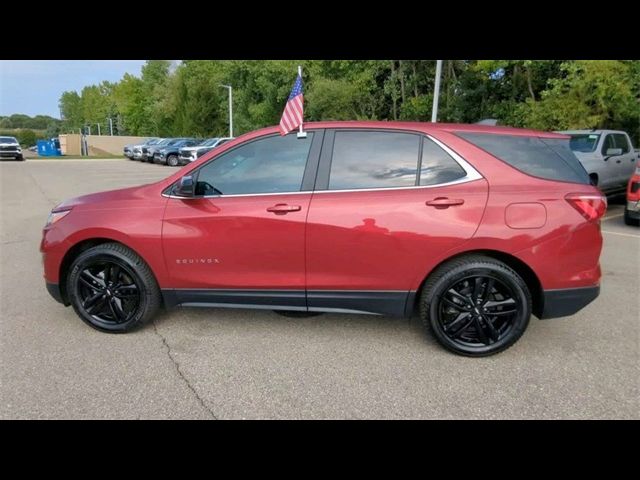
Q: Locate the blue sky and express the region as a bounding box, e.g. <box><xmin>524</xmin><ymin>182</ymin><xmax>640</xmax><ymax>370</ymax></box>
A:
<box><xmin>0</xmin><ymin>60</ymin><xmax>147</xmax><ymax>118</ymax></box>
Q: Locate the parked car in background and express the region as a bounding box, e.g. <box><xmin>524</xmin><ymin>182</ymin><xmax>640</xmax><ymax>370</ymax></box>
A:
<box><xmin>133</xmin><ymin>138</ymin><xmax>163</xmax><ymax>161</ymax></box>
<box><xmin>0</xmin><ymin>136</ymin><xmax>24</xmax><ymax>161</ymax></box>
<box><xmin>125</xmin><ymin>138</ymin><xmax>159</xmax><ymax>159</ymax></box>
<box><xmin>178</xmin><ymin>137</ymin><xmax>233</xmax><ymax>165</ymax></box>
<box><xmin>559</xmin><ymin>129</ymin><xmax>637</xmax><ymax>194</ymax></box>
<box><xmin>153</xmin><ymin>139</ymin><xmax>201</xmax><ymax>166</ymax></box>
<box><xmin>41</xmin><ymin>121</ymin><xmax>605</xmax><ymax>357</ymax></box>
<box><xmin>624</xmin><ymin>166</ymin><xmax>640</xmax><ymax>226</ymax></box>
<box><xmin>144</xmin><ymin>138</ymin><xmax>190</xmax><ymax>163</ymax></box>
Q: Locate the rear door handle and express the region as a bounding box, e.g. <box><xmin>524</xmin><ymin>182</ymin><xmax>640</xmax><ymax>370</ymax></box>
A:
<box><xmin>266</xmin><ymin>204</ymin><xmax>302</xmax><ymax>215</ymax></box>
<box><xmin>426</xmin><ymin>197</ymin><xmax>465</xmax><ymax>209</ymax></box>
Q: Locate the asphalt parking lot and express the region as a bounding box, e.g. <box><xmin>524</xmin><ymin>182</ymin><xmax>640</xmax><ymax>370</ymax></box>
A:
<box><xmin>1</xmin><ymin>158</ymin><xmax>638</xmax><ymax>419</ymax></box>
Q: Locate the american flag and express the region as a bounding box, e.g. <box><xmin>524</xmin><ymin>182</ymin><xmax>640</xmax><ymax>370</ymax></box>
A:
<box><xmin>279</xmin><ymin>73</ymin><xmax>304</xmax><ymax>135</ymax></box>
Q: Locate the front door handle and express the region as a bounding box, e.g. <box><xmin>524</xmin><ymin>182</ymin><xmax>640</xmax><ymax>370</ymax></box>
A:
<box><xmin>426</xmin><ymin>197</ymin><xmax>465</xmax><ymax>209</ymax></box>
<box><xmin>616</xmin><ymin>159</ymin><xmax>622</xmax><ymax>164</ymax></box>
<box><xmin>266</xmin><ymin>204</ymin><xmax>302</xmax><ymax>215</ymax></box>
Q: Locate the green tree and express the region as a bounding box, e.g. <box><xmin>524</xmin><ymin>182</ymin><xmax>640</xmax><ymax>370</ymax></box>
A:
<box><xmin>524</xmin><ymin>60</ymin><xmax>639</xmax><ymax>138</ymax></box>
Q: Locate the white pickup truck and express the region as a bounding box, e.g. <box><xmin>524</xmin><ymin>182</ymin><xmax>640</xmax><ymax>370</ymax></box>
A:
<box><xmin>559</xmin><ymin>129</ymin><xmax>638</xmax><ymax>194</ymax></box>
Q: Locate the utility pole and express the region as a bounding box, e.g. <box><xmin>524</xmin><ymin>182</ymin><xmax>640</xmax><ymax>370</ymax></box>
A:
<box><xmin>219</xmin><ymin>84</ymin><xmax>233</xmax><ymax>138</ymax></box>
<box><xmin>109</xmin><ymin>117</ymin><xmax>113</xmax><ymax>136</ymax></box>
<box><xmin>431</xmin><ymin>60</ymin><xmax>443</xmax><ymax>123</ymax></box>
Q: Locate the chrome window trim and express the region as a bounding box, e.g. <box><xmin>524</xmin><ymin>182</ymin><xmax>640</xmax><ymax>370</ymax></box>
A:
<box><xmin>162</xmin><ymin>133</ymin><xmax>483</xmax><ymax>200</ymax></box>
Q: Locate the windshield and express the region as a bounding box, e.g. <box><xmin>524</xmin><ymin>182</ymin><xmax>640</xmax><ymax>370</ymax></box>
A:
<box><xmin>0</xmin><ymin>137</ymin><xmax>18</xmax><ymax>143</ymax></box>
<box><xmin>569</xmin><ymin>134</ymin><xmax>600</xmax><ymax>153</ymax></box>
<box><xmin>199</xmin><ymin>138</ymin><xmax>219</xmax><ymax>147</ymax></box>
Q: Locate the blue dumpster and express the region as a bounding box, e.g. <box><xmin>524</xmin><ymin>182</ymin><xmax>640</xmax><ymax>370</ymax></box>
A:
<box><xmin>36</xmin><ymin>139</ymin><xmax>62</xmax><ymax>157</ymax></box>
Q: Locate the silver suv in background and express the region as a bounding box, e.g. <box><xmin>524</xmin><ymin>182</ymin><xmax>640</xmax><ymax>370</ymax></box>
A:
<box><xmin>560</xmin><ymin>130</ymin><xmax>637</xmax><ymax>194</ymax></box>
<box><xmin>178</xmin><ymin>137</ymin><xmax>232</xmax><ymax>165</ymax></box>
<box><xmin>0</xmin><ymin>136</ymin><xmax>24</xmax><ymax>161</ymax></box>
<box><xmin>125</xmin><ymin>137</ymin><xmax>159</xmax><ymax>159</ymax></box>
<box><xmin>132</xmin><ymin>138</ymin><xmax>163</xmax><ymax>160</ymax></box>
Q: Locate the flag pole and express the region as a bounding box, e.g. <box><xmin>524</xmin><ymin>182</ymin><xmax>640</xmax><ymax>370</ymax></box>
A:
<box><xmin>297</xmin><ymin>65</ymin><xmax>307</xmax><ymax>138</ymax></box>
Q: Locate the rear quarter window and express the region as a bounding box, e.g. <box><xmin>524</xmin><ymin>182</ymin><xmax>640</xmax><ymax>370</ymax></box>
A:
<box><xmin>456</xmin><ymin>132</ymin><xmax>591</xmax><ymax>185</ymax></box>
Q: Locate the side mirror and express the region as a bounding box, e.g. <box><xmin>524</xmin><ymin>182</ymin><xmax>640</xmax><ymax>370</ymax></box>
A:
<box><xmin>175</xmin><ymin>175</ymin><xmax>196</xmax><ymax>197</ymax></box>
<box><xmin>605</xmin><ymin>148</ymin><xmax>623</xmax><ymax>157</ymax></box>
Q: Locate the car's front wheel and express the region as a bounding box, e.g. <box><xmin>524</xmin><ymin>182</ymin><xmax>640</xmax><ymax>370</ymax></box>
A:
<box><xmin>66</xmin><ymin>243</ymin><xmax>161</xmax><ymax>333</ymax></box>
<box><xmin>419</xmin><ymin>255</ymin><xmax>531</xmax><ymax>356</ymax></box>
<box><xmin>167</xmin><ymin>154</ymin><xmax>179</xmax><ymax>167</ymax></box>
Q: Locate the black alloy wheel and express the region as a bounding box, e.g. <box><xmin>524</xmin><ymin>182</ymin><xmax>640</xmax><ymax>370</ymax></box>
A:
<box><xmin>67</xmin><ymin>243</ymin><xmax>161</xmax><ymax>333</ymax></box>
<box><xmin>76</xmin><ymin>260</ymin><xmax>140</xmax><ymax>327</ymax></box>
<box><xmin>437</xmin><ymin>275</ymin><xmax>520</xmax><ymax>347</ymax></box>
<box><xmin>420</xmin><ymin>255</ymin><xmax>531</xmax><ymax>356</ymax></box>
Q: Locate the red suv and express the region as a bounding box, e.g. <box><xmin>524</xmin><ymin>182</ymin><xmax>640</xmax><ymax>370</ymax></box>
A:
<box><xmin>41</xmin><ymin>122</ymin><xmax>606</xmax><ymax>356</ymax></box>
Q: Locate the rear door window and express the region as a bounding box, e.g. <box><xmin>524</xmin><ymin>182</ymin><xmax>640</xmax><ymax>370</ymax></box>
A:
<box><xmin>328</xmin><ymin>131</ymin><xmax>420</xmax><ymax>190</ymax></box>
<box><xmin>457</xmin><ymin>132</ymin><xmax>590</xmax><ymax>185</ymax></box>
<box><xmin>420</xmin><ymin>137</ymin><xmax>466</xmax><ymax>186</ymax></box>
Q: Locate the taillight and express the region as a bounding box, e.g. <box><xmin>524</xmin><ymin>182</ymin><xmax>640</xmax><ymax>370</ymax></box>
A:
<box><xmin>565</xmin><ymin>193</ymin><xmax>607</xmax><ymax>222</ymax></box>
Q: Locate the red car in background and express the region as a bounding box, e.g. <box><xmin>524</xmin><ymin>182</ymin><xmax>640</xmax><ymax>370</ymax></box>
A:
<box><xmin>41</xmin><ymin>122</ymin><xmax>606</xmax><ymax>356</ymax></box>
<box><xmin>624</xmin><ymin>167</ymin><xmax>640</xmax><ymax>226</ymax></box>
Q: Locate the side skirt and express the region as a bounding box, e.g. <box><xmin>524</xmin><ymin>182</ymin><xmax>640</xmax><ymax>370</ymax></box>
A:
<box><xmin>161</xmin><ymin>289</ymin><xmax>414</xmax><ymax>317</ymax></box>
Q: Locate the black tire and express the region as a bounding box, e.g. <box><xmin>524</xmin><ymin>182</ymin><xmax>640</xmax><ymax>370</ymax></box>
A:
<box><xmin>273</xmin><ymin>310</ymin><xmax>323</xmax><ymax>318</ymax></box>
<box><xmin>167</xmin><ymin>154</ymin><xmax>179</xmax><ymax>167</ymax></box>
<box><xmin>624</xmin><ymin>209</ymin><xmax>640</xmax><ymax>226</ymax></box>
<box><xmin>419</xmin><ymin>255</ymin><xmax>531</xmax><ymax>357</ymax></box>
<box><xmin>66</xmin><ymin>242</ymin><xmax>161</xmax><ymax>333</ymax></box>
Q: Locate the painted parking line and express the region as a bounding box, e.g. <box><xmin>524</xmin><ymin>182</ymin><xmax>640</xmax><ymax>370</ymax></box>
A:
<box><xmin>602</xmin><ymin>213</ymin><xmax>625</xmax><ymax>221</ymax></box>
<box><xmin>601</xmin><ymin>230</ymin><xmax>640</xmax><ymax>239</ymax></box>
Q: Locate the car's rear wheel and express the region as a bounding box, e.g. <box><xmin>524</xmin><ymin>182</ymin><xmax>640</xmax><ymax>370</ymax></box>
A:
<box><xmin>66</xmin><ymin>243</ymin><xmax>161</xmax><ymax>333</ymax></box>
<box><xmin>167</xmin><ymin>154</ymin><xmax>179</xmax><ymax>167</ymax></box>
<box><xmin>419</xmin><ymin>255</ymin><xmax>531</xmax><ymax>356</ymax></box>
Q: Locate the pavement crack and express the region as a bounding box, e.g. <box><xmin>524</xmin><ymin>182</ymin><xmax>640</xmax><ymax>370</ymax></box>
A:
<box><xmin>25</xmin><ymin>166</ymin><xmax>59</xmax><ymax>207</ymax></box>
<box><xmin>152</xmin><ymin>321</ymin><xmax>218</xmax><ymax>419</ymax></box>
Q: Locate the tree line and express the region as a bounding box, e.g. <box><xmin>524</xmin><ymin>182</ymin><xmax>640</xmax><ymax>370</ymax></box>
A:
<box><xmin>58</xmin><ymin>60</ymin><xmax>639</xmax><ymax>143</ymax></box>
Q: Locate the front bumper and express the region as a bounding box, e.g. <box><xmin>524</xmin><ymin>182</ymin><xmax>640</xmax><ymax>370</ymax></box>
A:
<box><xmin>539</xmin><ymin>285</ymin><xmax>600</xmax><ymax>319</ymax></box>
<box><xmin>46</xmin><ymin>282</ymin><xmax>67</xmax><ymax>305</ymax></box>
<box><xmin>0</xmin><ymin>151</ymin><xmax>22</xmax><ymax>159</ymax></box>
<box><xmin>626</xmin><ymin>200</ymin><xmax>640</xmax><ymax>219</ymax></box>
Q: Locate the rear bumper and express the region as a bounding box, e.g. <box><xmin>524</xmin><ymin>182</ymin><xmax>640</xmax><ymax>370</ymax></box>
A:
<box><xmin>539</xmin><ymin>285</ymin><xmax>600</xmax><ymax>319</ymax></box>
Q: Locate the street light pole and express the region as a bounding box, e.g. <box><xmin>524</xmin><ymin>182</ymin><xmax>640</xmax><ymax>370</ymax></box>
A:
<box><xmin>220</xmin><ymin>84</ymin><xmax>233</xmax><ymax>138</ymax></box>
<box><xmin>431</xmin><ymin>60</ymin><xmax>443</xmax><ymax>123</ymax></box>
<box><xmin>97</xmin><ymin>123</ymin><xmax>101</xmax><ymax>136</ymax></box>
<box><xmin>109</xmin><ymin>117</ymin><xmax>113</xmax><ymax>136</ymax></box>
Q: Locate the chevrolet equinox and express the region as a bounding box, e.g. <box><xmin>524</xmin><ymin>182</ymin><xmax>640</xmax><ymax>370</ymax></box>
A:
<box><xmin>41</xmin><ymin>122</ymin><xmax>605</xmax><ymax>356</ymax></box>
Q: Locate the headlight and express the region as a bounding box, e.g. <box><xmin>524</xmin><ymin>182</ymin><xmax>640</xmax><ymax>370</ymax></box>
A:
<box><xmin>17</xmin><ymin>147</ymin><xmax>22</xmax><ymax>153</ymax></box>
<box><xmin>46</xmin><ymin>209</ymin><xmax>72</xmax><ymax>226</ymax></box>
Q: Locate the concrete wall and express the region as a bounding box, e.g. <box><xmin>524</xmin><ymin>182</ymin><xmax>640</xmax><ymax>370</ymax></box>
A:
<box><xmin>58</xmin><ymin>134</ymin><xmax>150</xmax><ymax>156</ymax></box>
<box><xmin>59</xmin><ymin>134</ymin><xmax>82</xmax><ymax>155</ymax></box>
